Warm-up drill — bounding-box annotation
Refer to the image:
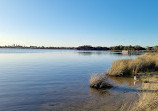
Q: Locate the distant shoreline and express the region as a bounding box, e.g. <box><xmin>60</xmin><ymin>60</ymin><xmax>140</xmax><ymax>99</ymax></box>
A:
<box><xmin>0</xmin><ymin>45</ymin><xmax>157</xmax><ymax>52</ymax></box>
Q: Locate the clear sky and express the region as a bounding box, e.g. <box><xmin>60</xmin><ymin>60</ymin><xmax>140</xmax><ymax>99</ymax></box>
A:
<box><xmin>0</xmin><ymin>0</ymin><xmax>158</xmax><ymax>47</ymax></box>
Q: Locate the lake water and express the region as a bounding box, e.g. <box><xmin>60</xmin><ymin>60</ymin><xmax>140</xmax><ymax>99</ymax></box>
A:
<box><xmin>0</xmin><ymin>49</ymin><xmax>141</xmax><ymax>111</ymax></box>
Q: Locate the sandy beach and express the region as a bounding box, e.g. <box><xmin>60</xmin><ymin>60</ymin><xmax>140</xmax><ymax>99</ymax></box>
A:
<box><xmin>131</xmin><ymin>75</ymin><xmax>158</xmax><ymax>111</ymax></box>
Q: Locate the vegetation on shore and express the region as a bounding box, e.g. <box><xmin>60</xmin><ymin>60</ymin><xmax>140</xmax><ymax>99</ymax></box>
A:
<box><xmin>90</xmin><ymin>73</ymin><xmax>112</xmax><ymax>89</ymax></box>
<box><xmin>90</xmin><ymin>52</ymin><xmax>158</xmax><ymax>89</ymax></box>
<box><xmin>75</xmin><ymin>45</ymin><xmax>158</xmax><ymax>51</ymax></box>
<box><xmin>107</xmin><ymin>53</ymin><xmax>158</xmax><ymax>76</ymax></box>
<box><xmin>75</xmin><ymin>45</ymin><xmax>109</xmax><ymax>50</ymax></box>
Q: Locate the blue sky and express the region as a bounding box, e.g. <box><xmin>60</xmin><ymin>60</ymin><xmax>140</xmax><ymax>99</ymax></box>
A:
<box><xmin>0</xmin><ymin>0</ymin><xmax>158</xmax><ymax>47</ymax></box>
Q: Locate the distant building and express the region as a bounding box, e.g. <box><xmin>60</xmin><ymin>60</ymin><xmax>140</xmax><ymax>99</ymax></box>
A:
<box><xmin>122</xmin><ymin>50</ymin><xmax>129</xmax><ymax>54</ymax></box>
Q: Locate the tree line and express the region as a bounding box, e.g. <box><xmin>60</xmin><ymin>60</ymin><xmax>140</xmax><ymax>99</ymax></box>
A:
<box><xmin>75</xmin><ymin>45</ymin><xmax>158</xmax><ymax>51</ymax></box>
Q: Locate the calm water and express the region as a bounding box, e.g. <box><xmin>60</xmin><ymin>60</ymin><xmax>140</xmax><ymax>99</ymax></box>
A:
<box><xmin>0</xmin><ymin>49</ymin><xmax>141</xmax><ymax>111</ymax></box>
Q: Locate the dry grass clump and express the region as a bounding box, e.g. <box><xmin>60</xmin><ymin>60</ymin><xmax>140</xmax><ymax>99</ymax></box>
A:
<box><xmin>107</xmin><ymin>53</ymin><xmax>158</xmax><ymax>76</ymax></box>
<box><xmin>107</xmin><ymin>59</ymin><xmax>132</xmax><ymax>76</ymax></box>
<box><xmin>90</xmin><ymin>74</ymin><xmax>104</xmax><ymax>86</ymax></box>
<box><xmin>154</xmin><ymin>57</ymin><xmax>158</xmax><ymax>70</ymax></box>
<box><xmin>90</xmin><ymin>73</ymin><xmax>112</xmax><ymax>89</ymax></box>
<box><xmin>131</xmin><ymin>56</ymin><xmax>155</xmax><ymax>73</ymax></box>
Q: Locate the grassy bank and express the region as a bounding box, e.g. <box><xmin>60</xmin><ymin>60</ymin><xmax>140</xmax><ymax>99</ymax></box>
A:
<box><xmin>90</xmin><ymin>53</ymin><xmax>158</xmax><ymax>89</ymax></box>
<box><xmin>90</xmin><ymin>52</ymin><xmax>158</xmax><ymax>89</ymax></box>
<box><xmin>107</xmin><ymin>53</ymin><xmax>158</xmax><ymax>76</ymax></box>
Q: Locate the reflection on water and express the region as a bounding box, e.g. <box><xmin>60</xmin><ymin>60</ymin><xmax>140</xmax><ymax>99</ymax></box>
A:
<box><xmin>76</xmin><ymin>50</ymin><xmax>144</xmax><ymax>57</ymax></box>
<box><xmin>109</xmin><ymin>77</ymin><xmax>141</xmax><ymax>88</ymax></box>
<box><xmin>0</xmin><ymin>49</ymin><xmax>141</xmax><ymax>111</ymax></box>
<box><xmin>76</xmin><ymin>51</ymin><xmax>121</xmax><ymax>56</ymax></box>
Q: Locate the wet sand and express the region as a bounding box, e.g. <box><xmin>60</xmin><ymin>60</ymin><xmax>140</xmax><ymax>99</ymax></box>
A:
<box><xmin>131</xmin><ymin>75</ymin><xmax>158</xmax><ymax>111</ymax></box>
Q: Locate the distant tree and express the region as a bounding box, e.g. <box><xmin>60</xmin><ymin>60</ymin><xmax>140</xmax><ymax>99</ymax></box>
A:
<box><xmin>154</xmin><ymin>46</ymin><xmax>158</xmax><ymax>52</ymax></box>
<box><xmin>76</xmin><ymin>45</ymin><xmax>94</xmax><ymax>50</ymax></box>
<box><xmin>124</xmin><ymin>46</ymin><xmax>128</xmax><ymax>50</ymax></box>
<box><xmin>119</xmin><ymin>45</ymin><xmax>124</xmax><ymax>50</ymax></box>
<box><xmin>134</xmin><ymin>45</ymin><xmax>146</xmax><ymax>50</ymax></box>
<box><xmin>75</xmin><ymin>45</ymin><xmax>109</xmax><ymax>50</ymax></box>
<box><xmin>128</xmin><ymin>45</ymin><xmax>134</xmax><ymax>50</ymax></box>
<box><xmin>134</xmin><ymin>45</ymin><xmax>141</xmax><ymax>50</ymax></box>
<box><xmin>146</xmin><ymin>46</ymin><xmax>153</xmax><ymax>51</ymax></box>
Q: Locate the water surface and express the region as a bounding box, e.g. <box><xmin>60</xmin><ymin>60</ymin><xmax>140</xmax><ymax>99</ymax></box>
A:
<box><xmin>0</xmin><ymin>49</ymin><xmax>141</xmax><ymax>111</ymax></box>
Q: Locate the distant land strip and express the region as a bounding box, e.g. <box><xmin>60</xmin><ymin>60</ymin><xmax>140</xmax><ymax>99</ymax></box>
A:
<box><xmin>0</xmin><ymin>45</ymin><xmax>158</xmax><ymax>51</ymax></box>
